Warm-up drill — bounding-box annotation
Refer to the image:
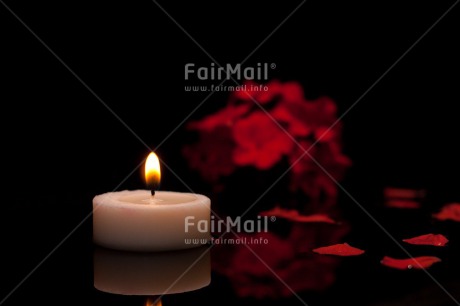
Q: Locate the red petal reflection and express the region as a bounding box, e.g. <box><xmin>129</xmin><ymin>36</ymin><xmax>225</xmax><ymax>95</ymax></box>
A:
<box><xmin>380</xmin><ymin>256</ymin><xmax>441</xmax><ymax>270</ymax></box>
<box><xmin>260</xmin><ymin>207</ymin><xmax>336</xmax><ymax>224</ymax></box>
<box><xmin>312</xmin><ymin>243</ymin><xmax>365</xmax><ymax>256</ymax></box>
<box><xmin>433</xmin><ymin>203</ymin><xmax>460</xmax><ymax>222</ymax></box>
<box><xmin>383</xmin><ymin>187</ymin><xmax>426</xmax><ymax>199</ymax></box>
<box><xmin>403</xmin><ymin>234</ymin><xmax>448</xmax><ymax>247</ymax></box>
<box><xmin>385</xmin><ymin>199</ymin><xmax>420</xmax><ymax>209</ymax></box>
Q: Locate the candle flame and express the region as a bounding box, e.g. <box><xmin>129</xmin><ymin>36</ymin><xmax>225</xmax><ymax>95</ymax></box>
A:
<box><xmin>146</xmin><ymin>297</ymin><xmax>162</xmax><ymax>306</ymax></box>
<box><xmin>145</xmin><ymin>152</ymin><xmax>161</xmax><ymax>192</ymax></box>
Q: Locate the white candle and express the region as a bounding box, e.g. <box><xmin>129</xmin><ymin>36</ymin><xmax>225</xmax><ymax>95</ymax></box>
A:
<box><xmin>94</xmin><ymin>246</ymin><xmax>211</xmax><ymax>295</ymax></box>
<box><xmin>93</xmin><ymin>153</ymin><xmax>211</xmax><ymax>251</ymax></box>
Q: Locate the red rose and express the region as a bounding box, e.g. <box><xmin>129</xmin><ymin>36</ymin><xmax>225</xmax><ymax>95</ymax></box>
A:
<box><xmin>233</xmin><ymin>111</ymin><xmax>294</xmax><ymax>170</ymax></box>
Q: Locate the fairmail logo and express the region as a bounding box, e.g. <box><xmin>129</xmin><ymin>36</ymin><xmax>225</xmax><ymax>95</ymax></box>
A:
<box><xmin>184</xmin><ymin>63</ymin><xmax>275</xmax><ymax>81</ymax></box>
<box><xmin>184</xmin><ymin>215</ymin><xmax>271</xmax><ymax>233</ymax></box>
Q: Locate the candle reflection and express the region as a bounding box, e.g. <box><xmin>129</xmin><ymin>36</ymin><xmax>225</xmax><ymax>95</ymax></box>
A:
<box><xmin>94</xmin><ymin>246</ymin><xmax>211</xmax><ymax>296</ymax></box>
<box><xmin>146</xmin><ymin>297</ymin><xmax>162</xmax><ymax>306</ymax></box>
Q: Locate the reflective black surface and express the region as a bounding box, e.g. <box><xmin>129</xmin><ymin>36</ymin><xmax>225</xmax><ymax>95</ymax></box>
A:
<box><xmin>1</xmin><ymin>191</ymin><xmax>460</xmax><ymax>306</ymax></box>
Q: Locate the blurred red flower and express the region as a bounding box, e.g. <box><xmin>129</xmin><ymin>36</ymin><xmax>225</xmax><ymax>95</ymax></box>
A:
<box><xmin>233</xmin><ymin>111</ymin><xmax>294</xmax><ymax>170</ymax></box>
<box><xmin>184</xmin><ymin>80</ymin><xmax>351</xmax><ymax>200</ymax></box>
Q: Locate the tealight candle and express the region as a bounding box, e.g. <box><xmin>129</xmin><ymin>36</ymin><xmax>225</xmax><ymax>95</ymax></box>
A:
<box><xmin>93</xmin><ymin>153</ymin><xmax>211</xmax><ymax>252</ymax></box>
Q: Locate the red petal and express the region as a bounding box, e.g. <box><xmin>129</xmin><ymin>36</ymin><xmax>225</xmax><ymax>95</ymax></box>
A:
<box><xmin>260</xmin><ymin>207</ymin><xmax>336</xmax><ymax>224</ymax></box>
<box><xmin>403</xmin><ymin>234</ymin><xmax>448</xmax><ymax>247</ymax></box>
<box><xmin>380</xmin><ymin>256</ymin><xmax>441</xmax><ymax>270</ymax></box>
<box><xmin>294</xmin><ymin>214</ymin><xmax>336</xmax><ymax>224</ymax></box>
<box><xmin>433</xmin><ymin>203</ymin><xmax>460</xmax><ymax>222</ymax></box>
<box><xmin>313</xmin><ymin>243</ymin><xmax>365</xmax><ymax>256</ymax></box>
<box><xmin>385</xmin><ymin>199</ymin><xmax>420</xmax><ymax>209</ymax></box>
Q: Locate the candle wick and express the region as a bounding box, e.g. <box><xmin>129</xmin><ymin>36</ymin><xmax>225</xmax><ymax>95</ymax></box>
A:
<box><xmin>149</xmin><ymin>190</ymin><xmax>156</xmax><ymax>204</ymax></box>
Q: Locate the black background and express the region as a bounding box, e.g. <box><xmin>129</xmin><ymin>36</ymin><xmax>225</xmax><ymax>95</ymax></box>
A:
<box><xmin>1</xmin><ymin>1</ymin><xmax>460</xmax><ymax>305</ymax></box>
